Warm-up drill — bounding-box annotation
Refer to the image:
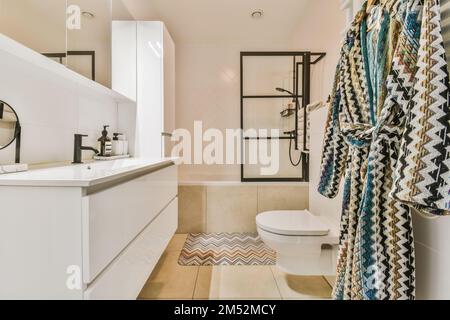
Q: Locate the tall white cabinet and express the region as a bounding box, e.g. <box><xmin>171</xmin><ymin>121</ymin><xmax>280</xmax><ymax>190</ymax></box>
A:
<box><xmin>112</xmin><ymin>21</ymin><xmax>175</xmax><ymax>158</ymax></box>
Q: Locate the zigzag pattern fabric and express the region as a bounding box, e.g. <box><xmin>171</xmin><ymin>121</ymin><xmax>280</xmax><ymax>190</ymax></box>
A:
<box><xmin>178</xmin><ymin>233</ymin><xmax>276</xmax><ymax>266</ymax></box>
<box><xmin>318</xmin><ymin>0</ymin><xmax>450</xmax><ymax>300</ymax></box>
<box><xmin>391</xmin><ymin>0</ymin><xmax>450</xmax><ymax>216</ymax></box>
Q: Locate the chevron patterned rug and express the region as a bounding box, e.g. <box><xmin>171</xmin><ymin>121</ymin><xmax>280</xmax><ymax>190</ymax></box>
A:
<box><xmin>178</xmin><ymin>233</ymin><xmax>276</xmax><ymax>266</ymax></box>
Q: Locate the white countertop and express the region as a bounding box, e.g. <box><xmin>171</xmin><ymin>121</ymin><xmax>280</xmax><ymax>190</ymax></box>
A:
<box><xmin>0</xmin><ymin>158</ymin><xmax>177</xmax><ymax>187</ymax></box>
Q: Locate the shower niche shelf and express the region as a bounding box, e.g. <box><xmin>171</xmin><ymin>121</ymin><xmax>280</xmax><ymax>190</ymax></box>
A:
<box><xmin>280</xmin><ymin>108</ymin><xmax>296</xmax><ymax>118</ymax></box>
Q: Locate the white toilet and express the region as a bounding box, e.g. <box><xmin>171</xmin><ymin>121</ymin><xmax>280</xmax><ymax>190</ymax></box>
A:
<box><xmin>257</xmin><ymin>210</ymin><xmax>339</xmax><ymax>276</ymax></box>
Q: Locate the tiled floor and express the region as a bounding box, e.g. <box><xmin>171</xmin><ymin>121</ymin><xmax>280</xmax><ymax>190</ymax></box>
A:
<box><xmin>138</xmin><ymin>234</ymin><xmax>333</xmax><ymax>300</ymax></box>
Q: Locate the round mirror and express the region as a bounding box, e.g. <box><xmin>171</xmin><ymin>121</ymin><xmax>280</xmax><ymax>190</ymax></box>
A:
<box><xmin>0</xmin><ymin>100</ymin><xmax>19</xmax><ymax>150</ymax></box>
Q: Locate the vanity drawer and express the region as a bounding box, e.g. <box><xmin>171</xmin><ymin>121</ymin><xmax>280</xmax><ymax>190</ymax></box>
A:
<box><xmin>82</xmin><ymin>165</ymin><xmax>177</xmax><ymax>284</ymax></box>
<box><xmin>84</xmin><ymin>197</ymin><xmax>178</xmax><ymax>300</ymax></box>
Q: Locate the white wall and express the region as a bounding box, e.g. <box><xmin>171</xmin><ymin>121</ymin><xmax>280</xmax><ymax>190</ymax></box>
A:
<box><xmin>112</xmin><ymin>0</ymin><xmax>134</xmax><ymax>20</ymax></box>
<box><xmin>0</xmin><ymin>36</ymin><xmax>135</xmax><ymax>166</ymax></box>
<box><xmin>340</xmin><ymin>0</ymin><xmax>364</xmax><ymax>32</ymax></box>
<box><xmin>290</xmin><ymin>0</ymin><xmax>345</xmax><ymax>103</ymax></box>
<box><xmin>288</xmin><ymin>0</ymin><xmax>345</xmax><ymax>224</ymax></box>
<box><xmin>413</xmin><ymin>213</ymin><xmax>450</xmax><ymax>299</ymax></box>
<box><xmin>176</xmin><ymin>42</ymin><xmax>294</xmax><ymax>181</ymax></box>
<box><xmin>175</xmin><ymin>43</ymin><xmax>240</xmax><ymax>180</ymax></box>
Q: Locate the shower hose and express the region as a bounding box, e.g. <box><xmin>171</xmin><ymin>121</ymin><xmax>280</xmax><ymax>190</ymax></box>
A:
<box><xmin>288</xmin><ymin>131</ymin><xmax>302</xmax><ymax>167</ymax></box>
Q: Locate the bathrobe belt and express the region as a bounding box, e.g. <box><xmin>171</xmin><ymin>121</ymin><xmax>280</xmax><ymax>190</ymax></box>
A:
<box><xmin>340</xmin><ymin>120</ymin><xmax>402</xmax><ymax>149</ymax></box>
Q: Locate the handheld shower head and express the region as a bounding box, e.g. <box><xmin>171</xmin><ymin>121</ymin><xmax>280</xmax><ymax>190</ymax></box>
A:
<box><xmin>275</xmin><ymin>87</ymin><xmax>294</xmax><ymax>96</ymax></box>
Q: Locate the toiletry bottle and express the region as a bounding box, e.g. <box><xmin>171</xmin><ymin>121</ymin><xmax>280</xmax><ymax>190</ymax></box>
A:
<box><xmin>121</xmin><ymin>134</ymin><xmax>129</xmax><ymax>156</ymax></box>
<box><xmin>98</xmin><ymin>125</ymin><xmax>112</xmax><ymax>157</ymax></box>
<box><xmin>112</xmin><ymin>133</ymin><xmax>124</xmax><ymax>156</ymax></box>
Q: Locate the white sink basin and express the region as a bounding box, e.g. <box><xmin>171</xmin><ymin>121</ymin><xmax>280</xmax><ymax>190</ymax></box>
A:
<box><xmin>0</xmin><ymin>158</ymin><xmax>176</xmax><ymax>187</ymax></box>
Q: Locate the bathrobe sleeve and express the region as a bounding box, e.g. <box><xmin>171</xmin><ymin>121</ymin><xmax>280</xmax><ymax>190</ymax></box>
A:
<box><xmin>390</xmin><ymin>0</ymin><xmax>450</xmax><ymax>216</ymax></box>
<box><xmin>318</xmin><ymin>66</ymin><xmax>349</xmax><ymax>199</ymax></box>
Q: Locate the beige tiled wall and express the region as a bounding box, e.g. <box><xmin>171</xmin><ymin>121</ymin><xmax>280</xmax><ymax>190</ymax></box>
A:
<box><xmin>206</xmin><ymin>186</ymin><xmax>258</xmax><ymax>233</ymax></box>
<box><xmin>257</xmin><ymin>186</ymin><xmax>309</xmax><ymax>213</ymax></box>
<box><xmin>178</xmin><ymin>186</ymin><xmax>207</xmax><ymax>233</ymax></box>
<box><xmin>178</xmin><ymin>184</ymin><xmax>309</xmax><ymax>233</ymax></box>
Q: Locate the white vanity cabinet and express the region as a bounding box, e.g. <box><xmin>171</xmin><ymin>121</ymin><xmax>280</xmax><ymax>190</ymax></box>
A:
<box><xmin>0</xmin><ymin>159</ymin><xmax>178</xmax><ymax>300</ymax></box>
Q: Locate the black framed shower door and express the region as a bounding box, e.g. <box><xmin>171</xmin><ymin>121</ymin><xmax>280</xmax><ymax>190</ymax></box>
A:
<box><xmin>240</xmin><ymin>51</ymin><xmax>326</xmax><ymax>183</ymax></box>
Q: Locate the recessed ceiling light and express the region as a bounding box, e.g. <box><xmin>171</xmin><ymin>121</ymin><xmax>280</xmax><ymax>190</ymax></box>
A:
<box><xmin>82</xmin><ymin>11</ymin><xmax>95</xmax><ymax>19</ymax></box>
<box><xmin>251</xmin><ymin>10</ymin><xmax>264</xmax><ymax>19</ymax></box>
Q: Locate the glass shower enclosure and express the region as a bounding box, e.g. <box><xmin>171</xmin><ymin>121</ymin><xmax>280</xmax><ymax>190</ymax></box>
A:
<box><xmin>240</xmin><ymin>51</ymin><xmax>326</xmax><ymax>182</ymax></box>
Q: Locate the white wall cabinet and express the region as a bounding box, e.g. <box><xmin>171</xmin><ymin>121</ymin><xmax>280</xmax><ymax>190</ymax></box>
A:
<box><xmin>112</xmin><ymin>21</ymin><xmax>175</xmax><ymax>158</ymax></box>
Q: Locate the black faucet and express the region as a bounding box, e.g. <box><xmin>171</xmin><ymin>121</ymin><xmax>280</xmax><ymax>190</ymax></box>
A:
<box><xmin>73</xmin><ymin>134</ymin><xmax>99</xmax><ymax>164</ymax></box>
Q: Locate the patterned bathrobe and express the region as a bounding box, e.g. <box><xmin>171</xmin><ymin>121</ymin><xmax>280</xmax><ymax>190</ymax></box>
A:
<box><xmin>318</xmin><ymin>0</ymin><xmax>450</xmax><ymax>300</ymax></box>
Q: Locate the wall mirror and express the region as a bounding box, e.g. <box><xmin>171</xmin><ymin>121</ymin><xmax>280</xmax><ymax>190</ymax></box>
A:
<box><xmin>0</xmin><ymin>100</ymin><xmax>20</xmax><ymax>151</ymax></box>
<box><xmin>0</xmin><ymin>0</ymin><xmax>67</xmax><ymax>60</ymax></box>
<box><xmin>66</xmin><ymin>0</ymin><xmax>113</xmax><ymax>88</ymax></box>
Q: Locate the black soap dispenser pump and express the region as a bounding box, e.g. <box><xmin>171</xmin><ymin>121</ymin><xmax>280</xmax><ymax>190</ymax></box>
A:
<box><xmin>98</xmin><ymin>125</ymin><xmax>112</xmax><ymax>157</ymax></box>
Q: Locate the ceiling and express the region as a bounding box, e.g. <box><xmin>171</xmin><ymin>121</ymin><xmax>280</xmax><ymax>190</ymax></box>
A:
<box><xmin>118</xmin><ymin>0</ymin><xmax>314</xmax><ymax>44</ymax></box>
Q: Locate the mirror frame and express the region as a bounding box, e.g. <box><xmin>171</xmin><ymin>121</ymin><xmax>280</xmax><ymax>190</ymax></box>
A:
<box><xmin>0</xmin><ymin>100</ymin><xmax>21</xmax><ymax>163</ymax></box>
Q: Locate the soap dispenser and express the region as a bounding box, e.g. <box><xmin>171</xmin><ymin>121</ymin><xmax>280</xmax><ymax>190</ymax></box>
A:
<box><xmin>112</xmin><ymin>133</ymin><xmax>124</xmax><ymax>156</ymax></box>
<box><xmin>121</xmin><ymin>134</ymin><xmax>129</xmax><ymax>156</ymax></box>
<box><xmin>98</xmin><ymin>125</ymin><xmax>112</xmax><ymax>157</ymax></box>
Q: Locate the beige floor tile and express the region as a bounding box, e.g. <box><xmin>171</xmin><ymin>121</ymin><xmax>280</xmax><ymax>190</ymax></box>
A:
<box><xmin>166</xmin><ymin>234</ymin><xmax>188</xmax><ymax>252</ymax></box>
<box><xmin>138</xmin><ymin>251</ymin><xmax>198</xmax><ymax>300</ymax></box>
<box><xmin>195</xmin><ymin>266</ymin><xmax>281</xmax><ymax>300</ymax></box>
<box><xmin>271</xmin><ymin>267</ymin><xmax>332</xmax><ymax>300</ymax></box>
<box><xmin>193</xmin><ymin>266</ymin><xmax>213</xmax><ymax>300</ymax></box>
<box><xmin>324</xmin><ymin>276</ymin><xmax>336</xmax><ymax>288</ymax></box>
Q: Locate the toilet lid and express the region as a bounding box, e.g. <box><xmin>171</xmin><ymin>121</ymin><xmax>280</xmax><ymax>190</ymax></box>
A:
<box><xmin>256</xmin><ymin>210</ymin><xmax>330</xmax><ymax>236</ymax></box>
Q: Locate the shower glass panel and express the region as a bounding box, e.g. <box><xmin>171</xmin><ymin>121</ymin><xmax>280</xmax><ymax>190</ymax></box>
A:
<box><xmin>243</xmin><ymin>99</ymin><xmax>298</xmax><ymax>139</ymax></box>
<box><xmin>243</xmin><ymin>61</ymin><xmax>304</xmax><ymax>133</ymax></box>
<box><xmin>243</xmin><ymin>139</ymin><xmax>303</xmax><ymax>180</ymax></box>
<box><xmin>240</xmin><ymin>52</ymin><xmax>325</xmax><ymax>182</ymax></box>
<box><xmin>243</xmin><ymin>56</ymin><xmax>297</xmax><ymax>97</ymax></box>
